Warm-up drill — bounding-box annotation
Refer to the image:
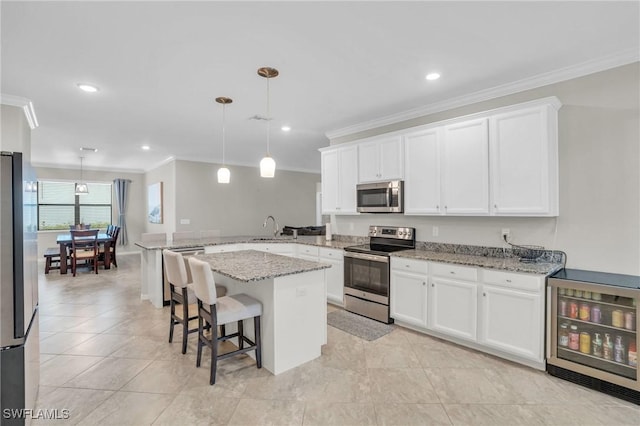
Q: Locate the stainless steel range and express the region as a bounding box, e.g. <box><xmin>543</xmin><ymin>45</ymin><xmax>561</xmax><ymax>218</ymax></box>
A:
<box><xmin>343</xmin><ymin>225</ymin><xmax>416</xmax><ymax>323</ymax></box>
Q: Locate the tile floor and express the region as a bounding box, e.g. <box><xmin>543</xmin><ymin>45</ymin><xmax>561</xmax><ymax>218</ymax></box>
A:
<box><xmin>36</xmin><ymin>254</ymin><xmax>640</xmax><ymax>425</ymax></box>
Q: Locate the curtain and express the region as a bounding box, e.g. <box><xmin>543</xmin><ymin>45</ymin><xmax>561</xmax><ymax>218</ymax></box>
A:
<box><xmin>113</xmin><ymin>178</ymin><xmax>132</xmax><ymax>245</ymax></box>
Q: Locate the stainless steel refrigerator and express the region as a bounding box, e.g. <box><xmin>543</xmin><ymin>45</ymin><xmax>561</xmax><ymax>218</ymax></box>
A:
<box><xmin>0</xmin><ymin>152</ymin><xmax>39</xmax><ymax>425</ymax></box>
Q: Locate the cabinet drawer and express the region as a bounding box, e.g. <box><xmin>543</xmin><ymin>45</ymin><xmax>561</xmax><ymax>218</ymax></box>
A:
<box><xmin>319</xmin><ymin>247</ymin><xmax>343</xmax><ymax>260</ymax></box>
<box><xmin>430</xmin><ymin>262</ymin><xmax>477</xmax><ymax>281</ymax></box>
<box><xmin>297</xmin><ymin>245</ymin><xmax>319</xmax><ymax>257</ymax></box>
<box><xmin>391</xmin><ymin>257</ymin><xmax>428</xmax><ymax>274</ymax></box>
<box><xmin>482</xmin><ymin>269</ymin><xmax>543</xmax><ymax>292</ymax></box>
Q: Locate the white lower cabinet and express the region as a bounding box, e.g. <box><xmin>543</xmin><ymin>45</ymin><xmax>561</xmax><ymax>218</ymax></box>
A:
<box><xmin>429</xmin><ymin>276</ymin><xmax>478</xmax><ymax>341</ymax></box>
<box><xmin>479</xmin><ymin>270</ymin><xmax>544</xmax><ymax>363</ymax></box>
<box><xmin>244</xmin><ymin>243</ymin><xmax>295</xmax><ymax>257</ymax></box>
<box><xmin>390</xmin><ymin>256</ymin><xmax>546</xmax><ymax>369</ymax></box>
<box><xmin>204</xmin><ymin>244</ymin><xmax>239</xmax><ymax>254</ymax></box>
<box><xmin>319</xmin><ymin>248</ymin><xmax>344</xmax><ymax>306</ymax></box>
<box><xmin>390</xmin><ymin>258</ymin><xmax>428</xmax><ymax>327</ymax></box>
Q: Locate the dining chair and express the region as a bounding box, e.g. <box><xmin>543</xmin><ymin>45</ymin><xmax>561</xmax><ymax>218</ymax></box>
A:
<box><xmin>99</xmin><ymin>226</ymin><xmax>120</xmax><ymax>268</ymax></box>
<box><xmin>70</xmin><ymin>229</ymin><xmax>99</xmax><ymax>276</ymax></box>
<box><xmin>188</xmin><ymin>257</ymin><xmax>262</xmax><ymax>385</ymax></box>
<box><xmin>172</xmin><ymin>231</ymin><xmax>196</xmax><ymax>241</ymax></box>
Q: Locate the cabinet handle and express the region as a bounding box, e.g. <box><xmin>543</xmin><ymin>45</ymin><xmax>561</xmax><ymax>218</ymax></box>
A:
<box><xmin>431</xmin><ymin>283</ymin><xmax>435</xmax><ymax>287</ymax></box>
<box><xmin>506</xmin><ymin>279</ymin><xmax>512</xmax><ymax>283</ymax></box>
<box><xmin>405</xmin><ymin>265</ymin><xmax>410</xmax><ymax>268</ymax></box>
<box><xmin>450</xmin><ymin>271</ymin><xmax>455</xmax><ymax>274</ymax></box>
<box><xmin>436</xmin><ymin>205</ymin><xmax>439</xmax><ymax>209</ymax></box>
<box><xmin>494</xmin><ymin>204</ymin><xmax>498</xmax><ymax>209</ymax></box>
<box><xmin>422</xmin><ymin>282</ymin><xmax>426</xmax><ymax>286</ymax></box>
<box><xmin>483</xmin><ymin>292</ymin><xmax>486</xmax><ymax>296</ymax></box>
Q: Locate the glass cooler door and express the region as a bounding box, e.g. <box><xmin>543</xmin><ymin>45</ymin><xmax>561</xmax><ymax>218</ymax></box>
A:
<box><xmin>552</xmin><ymin>284</ymin><xmax>637</xmax><ymax>382</ymax></box>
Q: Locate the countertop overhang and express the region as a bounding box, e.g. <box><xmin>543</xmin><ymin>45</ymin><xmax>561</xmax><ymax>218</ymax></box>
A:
<box><xmin>193</xmin><ymin>250</ymin><xmax>331</xmax><ymax>282</ymax></box>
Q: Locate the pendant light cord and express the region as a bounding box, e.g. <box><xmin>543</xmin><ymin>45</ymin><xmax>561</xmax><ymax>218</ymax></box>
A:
<box><xmin>80</xmin><ymin>156</ymin><xmax>84</xmax><ymax>183</ymax></box>
<box><xmin>266</xmin><ymin>76</ymin><xmax>271</xmax><ymax>156</ymax></box>
<box><xmin>222</xmin><ymin>103</ymin><xmax>226</xmax><ymax>165</ymax></box>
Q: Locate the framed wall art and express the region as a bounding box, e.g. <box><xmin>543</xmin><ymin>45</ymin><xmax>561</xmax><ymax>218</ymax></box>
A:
<box><xmin>147</xmin><ymin>182</ymin><xmax>163</xmax><ymax>224</ymax></box>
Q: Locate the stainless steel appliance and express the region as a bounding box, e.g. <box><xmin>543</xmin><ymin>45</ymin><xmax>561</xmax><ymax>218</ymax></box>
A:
<box><xmin>162</xmin><ymin>246</ymin><xmax>204</xmax><ymax>305</ymax></box>
<box><xmin>344</xmin><ymin>225</ymin><xmax>415</xmax><ymax>323</ymax></box>
<box><xmin>0</xmin><ymin>152</ymin><xmax>40</xmax><ymax>424</ymax></box>
<box><xmin>547</xmin><ymin>269</ymin><xmax>639</xmax><ymax>404</ymax></box>
<box><xmin>356</xmin><ymin>181</ymin><xmax>403</xmax><ymax>213</ymax></box>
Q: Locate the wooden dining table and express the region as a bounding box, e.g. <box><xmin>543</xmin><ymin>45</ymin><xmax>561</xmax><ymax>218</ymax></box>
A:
<box><xmin>56</xmin><ymin>232</ymin><xmax>113</xmax><ymax>274</ymax></box>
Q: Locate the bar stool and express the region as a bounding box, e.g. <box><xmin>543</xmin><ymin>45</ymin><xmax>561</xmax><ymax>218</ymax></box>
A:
<box><xmin>188</xmin><ymin>257</ymin><xmax>262</xmax><ymax>385</ymax></box>
<box><xmin>163</xmin><ymin>249</ymin><xmax>199</xmax><ymax>354</ymax></box>
<box><xmin>163</xmin><ymin>250</ymin><xmax>228</xmax><ymax>354</ymax></box>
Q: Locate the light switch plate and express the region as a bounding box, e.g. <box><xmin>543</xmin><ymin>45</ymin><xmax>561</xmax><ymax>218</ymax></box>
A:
<box><xmin>180</xmin><ymin>219</ymin><xmax>190</xmax><ymax>225</ymax></box>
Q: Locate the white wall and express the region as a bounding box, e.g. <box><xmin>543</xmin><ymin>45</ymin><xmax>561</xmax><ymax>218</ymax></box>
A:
<box><xmin>34</xmin><ymin>167</ymin><xmax>145</xmax><ymax>255</ymax></box>
<box><xmin>330</xmin><ymin>63</ymin><xmax>640</xmax><ymax>275</ymax></box>
<box><xmin>145</xmin><ymin>159</ymin><xmax>319</xmax><ymax>237</ymax></box>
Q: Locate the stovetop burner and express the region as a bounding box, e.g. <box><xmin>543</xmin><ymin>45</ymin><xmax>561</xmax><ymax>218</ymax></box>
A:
<box><xmin>344</xmin><ymin>225</ymin><xmax>416</xmax><ymax>256</ymax></box>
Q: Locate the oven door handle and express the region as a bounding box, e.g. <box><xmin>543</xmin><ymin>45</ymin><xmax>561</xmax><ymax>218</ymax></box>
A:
<box><xmin>344</xmin><ymin>251</ymin><xmax>389</xmax><ymax>263</ymax></box>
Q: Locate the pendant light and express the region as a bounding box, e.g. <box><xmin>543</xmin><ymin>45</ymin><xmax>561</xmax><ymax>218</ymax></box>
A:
<box><xmin>75</xmin><ymin>156</ymin><xmax>89</xmax><ymax>195</ymax></box>
<box><xmin>215</xmin><ymin>96</ymin><xmax>232</xmax><ymax>184</ymax></box>
<box><xmin>258</xmin><ymin>67</ymin><xmax>278</xmax><ymax>178</ymax></box>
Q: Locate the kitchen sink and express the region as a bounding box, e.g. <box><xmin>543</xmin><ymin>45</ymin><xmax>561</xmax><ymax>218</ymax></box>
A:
<box><xmin>251</xmin><ymin>237</ymin><xmax>294</xmax><ymax>241</ymax></box>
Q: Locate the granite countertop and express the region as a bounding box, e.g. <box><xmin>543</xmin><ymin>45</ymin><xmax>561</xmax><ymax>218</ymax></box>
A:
<box><xmin>193</xmin><ymin>250</ymin><xmax>331</xmax><ymax>282</ymax></box>
<box><xmin>134</xmin><ymin>235</ymin><xmax>354</xmax><ymax>251</ymax></box>
<box><xmin>391</xmin><ymin>249</ymin><xmax>564</xmax><ymax>275</ymax></box>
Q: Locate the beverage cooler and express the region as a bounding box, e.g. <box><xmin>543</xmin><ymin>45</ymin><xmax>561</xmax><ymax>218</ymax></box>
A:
<box><xmin>547</xmin><ymin>269</ymin><xmax>639</xmax><ymax>404</ymax></box>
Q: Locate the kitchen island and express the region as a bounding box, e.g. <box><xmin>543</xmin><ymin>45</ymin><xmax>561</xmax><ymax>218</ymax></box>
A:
<box><xmin>192</xmin><ymin>250</ymin><xmax>330</xmax><ymax>375</ymax></box>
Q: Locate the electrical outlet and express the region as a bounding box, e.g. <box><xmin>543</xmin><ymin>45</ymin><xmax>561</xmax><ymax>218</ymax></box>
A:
<box><xmin>432</xmin><ymin>226</ymin><xmax>439</xmax><ymax>237</ymax></box>
<box><xmin>180</xmin><ymin>219</ymin><xmax>190</xmax><ymax>225</ymax></box>
<box><xmin>501</xmin><ymin>228</ymin><xmax>510</xmax><ymax>241</ymax></box>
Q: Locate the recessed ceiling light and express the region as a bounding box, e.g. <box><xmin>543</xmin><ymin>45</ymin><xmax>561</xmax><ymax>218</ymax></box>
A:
<box><xmin>77</xmin><ymin>83</ymin><xmax>99</xmax><ymax>93</ymax></box>
<box><xmin>141</xmin><ymin>145</ymin><xmax>150</xmax><ymax>151</ymax></box>
<box><xmin>425</xmin><ymin>73</ymin><xmax>441</xmax><ymax>81</ymax></box>
<box><xmin>79</xmin><ymin>147</ymin><xmax>98</xmax><ymax>152</ymax></box>
<box><xmin>281</xmin><ymin>126</ymin><xmax>291</xmax><ymax>132</ymax></box>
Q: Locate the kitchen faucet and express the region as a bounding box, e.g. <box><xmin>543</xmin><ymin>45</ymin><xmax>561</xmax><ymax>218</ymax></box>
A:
<box><xmin>263</xmin><ymin>215</ymin><xmax>279</xmax><ymax>238</ymax></box>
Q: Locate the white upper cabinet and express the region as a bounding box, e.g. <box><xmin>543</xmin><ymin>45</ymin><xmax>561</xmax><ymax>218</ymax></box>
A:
<box><xmin>404</xmin><ymin>128</ymin><xmax>442</xmax><ymax>215</ymax></box>
<box><xmin>442</xmin><ymin>118</ymin><xmax>490</xmax><ymax>215</ymax></box>
<box><xmin>489</xmin><ymin>102</ymin><xmax>560</xmax><ymax>216</ymax></box>
<box><xmin>358</xmin><ymin>135</ymin><xmax>404</xmax><ymax>182</ymax></box>
<box><xmin>321</xmin><ymin>145</ymin><xmax>358</xmax><ymax>214</ymax></box>
<box><xmin>322</xmin><ymin>97</ymin><xmax>560</xmax><ymax>217</ymax></box>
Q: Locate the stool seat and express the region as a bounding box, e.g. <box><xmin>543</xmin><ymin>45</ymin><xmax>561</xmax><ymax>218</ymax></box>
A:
<box><xmin>204</xmin><ymin>294</ymin><xmax>262</xmax><ymax>326</ymax></box>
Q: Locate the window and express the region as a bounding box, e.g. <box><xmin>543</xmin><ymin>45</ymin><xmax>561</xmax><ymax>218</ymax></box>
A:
<box><xmin>37</xmin><ymin>181</ymin><xmax>112</xmax><ymax>230</ymax></box>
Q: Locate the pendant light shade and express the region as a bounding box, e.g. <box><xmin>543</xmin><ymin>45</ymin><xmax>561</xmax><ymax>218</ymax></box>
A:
<box><xmin>259</xmin><ymin>156</ymin><xmax>276</xmax><ymax>178</ymax></box>
<box><xmin>215</xmin><ymin>96</ymin><xmax>233</xmax><ymax>184</ymax></box>
<box><xmin>217</xmin><ymin>166</ymin><xmax>230</xmax><ymax>183</ymax></box>
<box><xmin>258</xmin><ymin>67</ymin><xmax>279</xmax><ymax>178</ymax></box>
<box><xmin>75</xmin><ymin>156</ymin><xmax>89</xmax><ymax>195</ymax></box>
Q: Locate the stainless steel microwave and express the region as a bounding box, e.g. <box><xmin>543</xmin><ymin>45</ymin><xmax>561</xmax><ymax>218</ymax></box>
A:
<box><xmin>356</xmin><ymin>181</ymin><xmax>404</xmax><ymax>213</ymax></box>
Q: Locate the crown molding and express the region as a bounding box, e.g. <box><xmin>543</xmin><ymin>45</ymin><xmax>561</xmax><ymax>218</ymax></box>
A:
<box><xmin>326</xmin><ymin>49</ymin><xmax>639</xmax><ymax>140</ymax></box>
<box><xmin>169</xmin><ymin>155</ymin><xmax>320</xmax><ymax>175</ymax></box>
<box><xmin>1</xmin><ymin>94</ymin><xmax>39</xmax><ymax>130</ymax></box>
<box><xmin>32</xmin><ymin>161</ymin><xmax>146</xmax><ymax>174</ymax></box>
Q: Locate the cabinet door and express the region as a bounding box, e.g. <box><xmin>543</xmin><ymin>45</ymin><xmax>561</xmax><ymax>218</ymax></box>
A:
<box><xmin>358</xmin><ymin>141</ymin><xmax>380</xmax><ymax>183</ymax></box>
<box><xmin>430</xmin><ymin>277</ymin><xmax>478</xmax><ymax>341</ymax></box>
<box><xmin>442</xmin><ymin>119</ymin><xmax>489</xmax><ymax>215</ymax></box>
<box><xmin>404</xmin><ymin>128</ymin><xmax>441</xmax><ymax>214</ymax></box>
<box><xmin>320</xmin><ymin>248</ymin><xmax>344</xmax><ymax>305</ymax></box>
<box><xmin>379</xmin><ymin>136</ymin><xmax>404</xmax><ymax>180</ymax></box>
<box><xmin>490</xmin><ymin>105</ymin><xmax>557</xmax><ymax>216</ymax></box>
<box><xmin>324</xmin><ymin>257</ymin><xmax>344</xmax><ymax>305</ymax></box>
<box><xmin>480</xmin><ymin>284</ymin><xmax>543</xmax><ymax>362</ymax></box>
<box><xmin>338</xmin><ymin>145</ymin><xmax>359</xmax><ymax>213</ymax></box>
<box><xmin>391</xmin><ymin>270</ymin><xmax>428</xmax><ymax>328</ymax></box>
<box><xmin>357</xmin><ymin>136</ymin><xmax>403</xmax><ymax>182</ymax></box>
<box><xmin>321</xmin><ymin>149</ymin><xmax>339</xmax><ymax>214</ymax></box>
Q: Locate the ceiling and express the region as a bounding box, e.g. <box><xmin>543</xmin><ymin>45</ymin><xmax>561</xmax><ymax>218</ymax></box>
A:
<box><xmin>2</xmin><ymin>1</ymin><xmax>638</xmax><ymax>174</ymax></box>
